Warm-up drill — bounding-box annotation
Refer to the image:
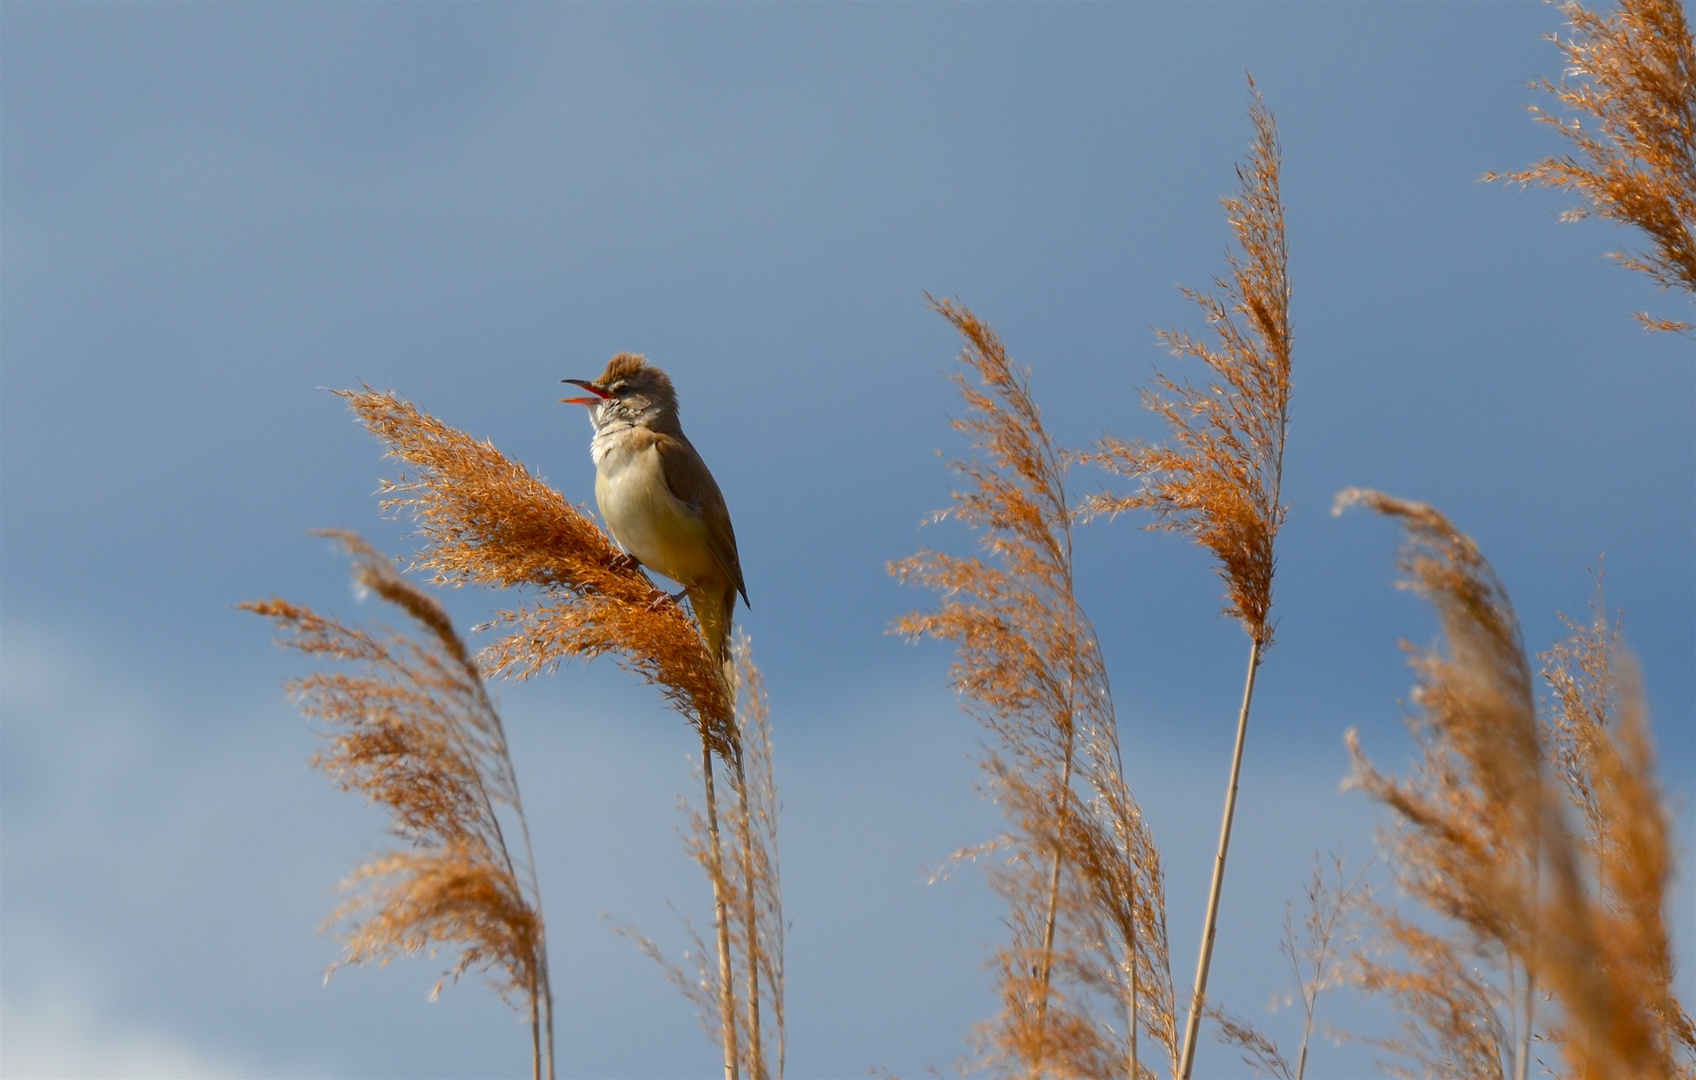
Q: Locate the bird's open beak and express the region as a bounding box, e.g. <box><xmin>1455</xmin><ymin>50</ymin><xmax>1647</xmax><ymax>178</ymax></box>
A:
<box><xmin>560</xmin><ymin>378</ymin><xmax>613</xmax><ymax>406</ymax></box>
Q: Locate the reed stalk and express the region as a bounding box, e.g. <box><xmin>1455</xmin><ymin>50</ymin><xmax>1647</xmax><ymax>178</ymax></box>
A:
<box><xmin>702</xmin><ymin>733</ymin><xmax>741</xmax><ymax>1080</ymax></box>
<box><xmin>1078</xmin><ymin>80</ymin><xmax>1291</xmax><ymax>1078</ymax></box>
<box><xmin>1177</xmin><ymin>639</ymin><xmax>1261</xmax><ymax>1079</ymax></box>
<box><xmin>731</xmin><ymin>745</ymin><xmax>766</xmax><ymax>1080</ymax></box>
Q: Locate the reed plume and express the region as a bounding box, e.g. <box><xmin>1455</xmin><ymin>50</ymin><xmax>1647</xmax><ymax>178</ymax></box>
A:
<box><xmin>1539</xmin><ymin>588</ymin><xmax>1695</xmax><ymax>1076</ymax></box>
<box><xmin>1337</xmin><ymin>488</ymin><xmax>1692</xmax><ymax>1080</ymax></box>
<box><xmin>1077</xmin><ymin>80</ymin><xmax>1292</xmax><ymax>1080</ymax></box>
<box><xmin>338</xmin><ymin>388</ymin><xmax>779</xmax><ymax>1080</ymax></box>
<box><xmin>894</xmin><ymin>298</ymin><xmax>1172</xmax><ymax>1077</ymax></box>
<box><xmin>1485</xmin><ymin>0</ymin><xmax>1695</xmax><ymax>332</ymax></box>
<box><xmin>242</xmin><ymin>531</ymin><xmax>554</xmax><ymax>1079</ymax></box>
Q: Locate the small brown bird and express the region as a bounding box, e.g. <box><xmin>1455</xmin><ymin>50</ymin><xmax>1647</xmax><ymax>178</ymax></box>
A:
<box><xmin>562</xmin><ymin>354</ymin><xmax>748</xmax><ymax>665</ymax></box>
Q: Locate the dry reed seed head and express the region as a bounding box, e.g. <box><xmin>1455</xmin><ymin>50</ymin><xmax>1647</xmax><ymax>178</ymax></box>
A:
<box><xmin>897</xmin><ymin>300</ymin><xmax>1170</xmax><ymax>1077</ymax></box>
<box><xmin>242</xmin><ymin>532</ymin><xmax>550</xmax><ymax>1035</ymax></box>
<box><xmin>1080</xmin><ymin>82</ymin><xmax>1291</xmax><ymax>646</ymax></box>
<box><xmin>1350</xmin><ymin>908</ymin><xmax>1517</xmax><ymax>1080</ymax></box>
<box><xmin>1338</xmin><ymin>491</ymin><xmax>1691</xmax><ymax>1079</ymax></box>
<box><xmin>1485</xmin><ymin>0</ymin><xmax>1695</xmax><ymax>330</ymax></box>
<box><xmin>1538</xmin><ymin>603</ymin><xmax>1696</xmax><ymax>1072</ymax></box>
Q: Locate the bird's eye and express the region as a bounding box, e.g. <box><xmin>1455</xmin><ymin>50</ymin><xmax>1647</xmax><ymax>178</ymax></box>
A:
<box><xmin>610</xmin><ymin>382</ymin><xmax>627</xmax><ymax>395</ymax></box>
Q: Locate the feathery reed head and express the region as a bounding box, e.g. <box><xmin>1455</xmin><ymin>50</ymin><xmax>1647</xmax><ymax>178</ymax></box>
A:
<box><xmin>1079</xmin><ymin>79</ymin><xmax>1292</xmax><ymax>647</ymax></box>
<box><xmin>335</xmin><ymin>387</ymin><xmax>734</xmax><ymax>755</ymax></box>
<box><xmin>1484</xmin><ymin>0</ymin><xmax>1696</xmax><ymax>332</ymax></box>
<box><xmin>1333</xmin><ymin>488</ymin><xmax>1544</xmax><ymax>952</ymax></box>
<box><xmin>241</xmin><ymin>532</ymin><xmax>550</xmax><ymax>1039</ymax></box>
<box><xmin>895</xmin><ymin>299</ymin><xmax>1171</xmax><ymax>1077</ymax></box>
<box><xmin>1338</xmin><ymin>490</ymin><xmax>1691</xmax><ymax>1079</ymax></box>
<box><xmin>1539</xmin><ymin>593</ymin><xmax>1695</xmax><ymax>1074</ymax></box>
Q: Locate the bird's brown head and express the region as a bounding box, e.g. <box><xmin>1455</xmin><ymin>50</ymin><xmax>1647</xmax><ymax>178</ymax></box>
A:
<box><xmin>561</xmin><ymin>353</ymin><xmax>680</xmax><ymax>432</ymax></box>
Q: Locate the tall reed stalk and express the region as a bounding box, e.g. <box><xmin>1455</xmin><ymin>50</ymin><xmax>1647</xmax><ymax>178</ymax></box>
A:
<box><xmin>896</xmin><ymin>298</ymin><xmax>1173</xmax><ymax>1077</ymax></box>
<box><xmin>1079</xmin><ymin>80</ymin><xmax>1292</xmax><ymax>1080</ymax></box>
<box><xmin>244</xmin><ymin>532</ymin><xmax>555</xmax><ymax>1079</ymax></box>
<box><xmin>615</xmin><ymin>633</ymin><xmax>787</xmax><ymax>1080</ymax></box>
<box><xmin>334</xmin><ymin>388</ymin><xmax>782</xmax><ymax>1078</ymax></box>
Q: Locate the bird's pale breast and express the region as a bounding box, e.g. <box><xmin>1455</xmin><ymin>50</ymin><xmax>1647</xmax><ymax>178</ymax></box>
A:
<box><xmin>594</xmin><ymin>436</ymin><xmax>722</xmax><ymax>589</ymax></box>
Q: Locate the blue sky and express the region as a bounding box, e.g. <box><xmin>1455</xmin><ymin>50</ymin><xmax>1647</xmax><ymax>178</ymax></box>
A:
<box><xmin>2</xmin><ymin>3</ymin><xmax>1691</xmax><ymax>1077</ymax></box>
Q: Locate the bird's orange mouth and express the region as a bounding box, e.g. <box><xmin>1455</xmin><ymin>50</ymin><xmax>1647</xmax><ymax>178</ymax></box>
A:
<box><xmin>560</xmin><ymin>378</ymin><xmax>612</xmax><ymax>406</ymax></box>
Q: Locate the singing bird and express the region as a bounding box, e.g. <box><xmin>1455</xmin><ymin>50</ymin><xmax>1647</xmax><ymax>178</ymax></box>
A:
<box><xmin>562</xmin><ymin>354</ymin><xmax>748</xmax><ymax>665</ymax></box>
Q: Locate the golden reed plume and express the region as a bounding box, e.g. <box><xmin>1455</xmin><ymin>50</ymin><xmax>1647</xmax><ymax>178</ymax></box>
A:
<box><xmin>1337</xmin><ymin>489</ymin><xmax>1693</xmax><ymax>1080</ymax></box>
<box><xmin>1485</xmin><ymin>0</ymin><xmax>1695</xmax><ymax>332</ymax></box>
<box><xmin>1077</xmin><ymin>78</ymin><xmax>1292</xmax><ymax>1080</ymax></box>
<box><xmin>894</xmin><ymin>298</ymin><xmax>1172</xmax><ymax>1078</ymax></box>
<box><xmin>334</xmin><ymin>388</ymin><xmax>783</xmax><ymax>1080</ymax></box>
<box><xmin>242</xmin><ymin>532</ymin><xmax>554</xmax><ymax>1080</ymax></box>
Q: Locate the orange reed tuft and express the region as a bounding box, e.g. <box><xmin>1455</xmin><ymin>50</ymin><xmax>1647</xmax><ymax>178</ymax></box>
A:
<box><xmin>894</xmin><ymin>298</ymin><xmax>1172</xmax><ymax>1078</ymax></box>
<box><xmin>1079</xmin><ymin>78</ymin><xmax>1291</xmax><ymax>648</ymax></box>
<box><xmin>1486</xmin><ymin>0</ymin><xmax>1695</xmax><ymax>332</ymax></box>
<box><xmin>242</xmin><ymin>532</ymin><xmax>554</xmax><ymax>1079</ymax></box>
<box><xmin>1539</xmin><ymin>589</ymin><xmax>1695</xmax><ymax>1075</ymax></box>
<box><xmin>1337</xmin><ymin>489</ymin><xmax>1692</xmax><ymax>1080</ymax></box>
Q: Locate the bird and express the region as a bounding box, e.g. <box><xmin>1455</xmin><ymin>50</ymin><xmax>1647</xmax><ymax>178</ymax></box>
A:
<box><xmin>561</xmin><ymin>353</ymin><xmax>748</xmax><ymax>668</ymax></box>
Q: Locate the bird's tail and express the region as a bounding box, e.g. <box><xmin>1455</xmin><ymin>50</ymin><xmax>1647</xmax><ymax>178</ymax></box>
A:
<box><xmin>687</xmin><ymin>583</ymin><xmax>738</xmax><ymax>691</ymax></box>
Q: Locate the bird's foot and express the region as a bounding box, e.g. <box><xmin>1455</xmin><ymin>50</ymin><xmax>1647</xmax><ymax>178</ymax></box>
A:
<box><xmin>607</xmin><ymin>552</ymin><xmax>641</xmax><ymax>574</ymax></box>
<box><xmin>645</xmin><ymin>587</ymin><xmax>688</xmax><ymax>612</ymax></box>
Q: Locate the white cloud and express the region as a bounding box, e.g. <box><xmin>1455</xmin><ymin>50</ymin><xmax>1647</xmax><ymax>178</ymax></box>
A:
<box><xmin>1</xmin><ymin>994</ymin><xmax>248</xmax><ymax>1079</ymax></box>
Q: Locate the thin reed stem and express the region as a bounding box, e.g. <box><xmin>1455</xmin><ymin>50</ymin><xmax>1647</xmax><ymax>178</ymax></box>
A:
<box><xmin>733</xmin><ymin>751</ymin><xmax>766</xmax><ymax>1080</ymax></box>
<box><xmin>1032</xmin><ymin>729</ymin><xmax>1077</xmax><ymax>1066</ymax></box>
<box><xmin>701</xmin><ymin>732</ymin><xmax>741</xmax><ymax>1080</ymax></box>
<box><xmin>1128</xmin><ymin>920</ymin><xmax>1140</xmax><ymax>1080</ymax></box>
<box><xmin>1178</xmin><ymin>638</ymin><xmax>1263</xmax><ymax>1080</ymax></box>
<box><xmin>1514</xmin><ymin>967</ymin><xmax>1534</xmax><ymax>1080</ymax></box>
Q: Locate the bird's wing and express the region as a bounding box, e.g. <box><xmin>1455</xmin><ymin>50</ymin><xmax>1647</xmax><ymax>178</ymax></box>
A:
<box><xmin>656</xmin><ymin>434</ymin><xmax>749</xmax><ymax>607</ymax></box>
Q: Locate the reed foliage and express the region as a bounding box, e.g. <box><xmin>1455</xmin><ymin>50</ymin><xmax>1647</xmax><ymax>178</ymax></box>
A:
<box><xmin>894</xmin><ymin>298</ymin><xmax>1172</xmax><ymax>1078</ymax></box>
<box><xmin>1486</xmin><ymin>0</ymin><xmax>1696</xmax><ymax>332</ymax></box>
<box><xmin>1077</xmin><ymin>80</ymin><xmax>1292</xmax><ymax>1080</ymax></box>
<box><xmin>243</xmin><ymin>532</ymin><xmax>554</xmax><ymax>1079</ymax></box>
<box><xmin>1337</xmin><ymin>489</ymin><xmax>1693</xmax><ymax>1080</ymax></box>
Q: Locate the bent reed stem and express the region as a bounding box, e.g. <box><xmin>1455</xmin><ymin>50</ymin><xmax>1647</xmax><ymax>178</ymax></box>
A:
<box><xmin>1178</xmin><ymin>637</ymin><xmax>1263</xmax><ymax>1080</ymax></box>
